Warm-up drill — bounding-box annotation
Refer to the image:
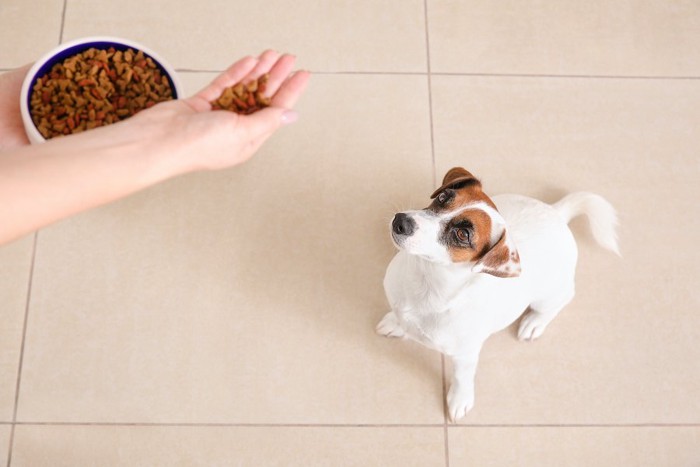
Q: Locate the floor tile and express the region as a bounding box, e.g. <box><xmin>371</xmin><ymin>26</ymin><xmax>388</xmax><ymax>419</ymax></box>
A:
<box><xmin>428</xmin><ymin>0</ymin><xmax>700</xmax><ymax>76</ymax></box>
<box><xmin>62</xmin><ymin>0</ymin><xmax>427</xmax><ymax>72</ymax></box>
<box><xmin>12</xmin><ymin>425</ymin><xmax>445</xmax><ymax>466</ymax></box>
<box><xmin>16</xmin><ymin>73</ymin><xmax>442</xmax><ymax>424</ymax></box>
<box><xmin>0</xmin><ymin>236</ymin><xmax>34</xmax><ymax>421</ymax></box>
<box><xmin>0</xmin><ymin>0</ymin><xmax>64</xmax><ymax>68</ymax></box>
<box><xmin>430</xmin><ymin>75</ymin><xmax>700</xmax><ymax>424</ymax></box>
<box><xmin>449</xmin><ymin>427</ymin><xmax>700</xmax><ymax>467</ymax></box>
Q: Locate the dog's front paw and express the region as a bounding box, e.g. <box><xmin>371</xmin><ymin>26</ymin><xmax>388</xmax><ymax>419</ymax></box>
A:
<box><xmin>376</xmin><ymin>312</ymin><xmax>406</xmax><ymax>338</ymax></box>
<box><xmin>447</xmin><ymin>383</ymin><xmax>475</xmax><ymax>422</ymax></box>
<box><xmin>518</xmin><ymin>310</ymin><xmax>551</xmax><ymax>341</ymax></box>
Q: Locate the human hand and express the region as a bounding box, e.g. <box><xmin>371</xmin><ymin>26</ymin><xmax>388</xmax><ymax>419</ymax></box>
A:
<box><xmin>0</xmin><ymin>64</ymin><xmax>31</xmax><ymax>150</ymax></box>
<box><xmin>123</xmin><ymin>50</ymin><xmax>310</xmax><ymax>176</ymax></box>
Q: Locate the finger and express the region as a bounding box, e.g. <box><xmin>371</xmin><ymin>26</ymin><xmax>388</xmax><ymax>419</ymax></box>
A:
<box><xmin>262</xmin><ymin>54</ymin><xmax>297</xmax><ymax>97</ymax></box>
<box><xmin>240</xmin><ymin>50</ymin><xmax>281</xmax><ymax>83</ymax></box>
<box><xmin>191</xmin><ymin>56</ymin><xmax>259</xmax><ymax>103</ymax></box>
<box><xmin>270</xmin><ymin>70</ymin><xmax>311</xmax><ymax>109</ymax></box>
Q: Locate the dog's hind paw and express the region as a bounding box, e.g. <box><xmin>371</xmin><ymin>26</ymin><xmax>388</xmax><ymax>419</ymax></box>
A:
<box><xmin>376</xmin><ymin>312</ymin><xmax>406</xmax><ymax>338</ymax></box>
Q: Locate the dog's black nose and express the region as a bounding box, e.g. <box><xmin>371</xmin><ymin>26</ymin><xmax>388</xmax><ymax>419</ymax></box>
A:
<box><xmin>392</xmin><ymin>213</ymin><xmax>416</xmax><ymax>236</ymax></box>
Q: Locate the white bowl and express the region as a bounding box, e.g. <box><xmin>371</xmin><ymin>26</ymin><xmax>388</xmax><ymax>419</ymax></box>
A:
<box><xmin>20</xmin><ymin>36</ymin><xmax>183</xmax><ymax>144</ymax></box>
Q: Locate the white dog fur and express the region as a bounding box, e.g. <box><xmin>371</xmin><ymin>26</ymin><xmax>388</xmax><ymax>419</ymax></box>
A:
<box><xmin>378</xmin><ymin>167</ymin><xmax>619</xmax><ymax>422</ymax></box>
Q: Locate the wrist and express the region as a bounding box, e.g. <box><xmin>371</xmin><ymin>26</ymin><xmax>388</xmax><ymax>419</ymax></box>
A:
<box><xmin>108</xmin><ymin>111</ymin><xmax>195</xmax><ymax>186</ymax></box>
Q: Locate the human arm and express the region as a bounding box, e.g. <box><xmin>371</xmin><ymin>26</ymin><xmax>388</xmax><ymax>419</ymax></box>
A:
<box><xmin>0</xmin><ymin>64</ymin><xmax>31</xmax><ymax>150</ymax></box>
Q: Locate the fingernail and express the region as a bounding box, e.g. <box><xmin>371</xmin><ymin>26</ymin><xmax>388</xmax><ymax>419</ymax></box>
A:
<box><xmin>281</xmin><ymin>110</ymin><xmax>299</xmax><ymax>125</ymax></box>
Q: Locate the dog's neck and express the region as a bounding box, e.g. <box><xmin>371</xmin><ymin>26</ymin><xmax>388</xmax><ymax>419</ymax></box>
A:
<box><xmin>403</xmin><ymin>253</ymin><xmax>478</xmax><ymax>313</ymax></box>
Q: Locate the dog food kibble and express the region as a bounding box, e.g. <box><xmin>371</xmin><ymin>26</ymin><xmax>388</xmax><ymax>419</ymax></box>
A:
<box><xmin>210</xmin><ymin>74</ymin><xmax>271</xmax><ymax>114</ymax></box>
<box><xmin>30</xmin><ymin>47</ymin><xmax>173</xmax><ymax>139</ymax></box>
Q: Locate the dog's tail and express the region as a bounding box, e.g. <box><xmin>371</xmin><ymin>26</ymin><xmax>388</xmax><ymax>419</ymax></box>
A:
<box><xmin>553</xmin><ymin>192</ymin><xmax>620</xmax><ymax>256</ymax></box>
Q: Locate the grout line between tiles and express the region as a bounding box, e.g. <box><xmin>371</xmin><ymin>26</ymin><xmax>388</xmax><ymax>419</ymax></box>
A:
<box><xmin>444</xmin><ymin>422</ymin><xmax>450</xmax><ymax>467</ymax></box>
<box><xmin>433</xmin><ymin>72</ymin><xmax>700</xmax><ymax>80</ymax></box>
<box><xmin>10</xmin><ymin>421</ymin><xmax>700</xmax><ymax>428</ymax></box>
<box><xmin>451</xmin><ymin>423</ymin><xmax>700</xmax><ymax>428</ymax></box>
<box><xmin>441</xmin><ymin>357</ymin><xmax>449</xmax><ymax>467</ymax></box>
<box><xmin>6</xmin><ymin>233</ymin><xmax>39</xmax><ymax>467</ymax></box>
<box><xmin>13</xmin><ymin>422</ymin><xmax>447</xmax><ymax>428</ymax></box>
<box><xmin>289</xmin><ymin>70</ymin><xmax>700</xmax><ymax>81</ymax></box>
<box><xmin>423</xmin><ymin>2</ymin><xmax>446</xmax><ymax>465</ymax></box>
<box><xmin>174</xmin><ymin>68</ymin><xmax>700</xmax><ymax>81</ymax></box>
<box><xmin>58</xmin><ymin>0</ymin><xmax>68</xmax><ymax>44</ymax></box>
<box><xmin>423</xmin><ymin>1</ymin><xmax>437</xmax><ymax>193</ymax></box>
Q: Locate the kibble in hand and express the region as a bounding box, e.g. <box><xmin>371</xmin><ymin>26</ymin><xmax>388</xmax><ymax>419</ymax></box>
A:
<box><xmin>210</xmin><ymin>74</ymin><xmax>271</xmax><ymax>114</ymax></box>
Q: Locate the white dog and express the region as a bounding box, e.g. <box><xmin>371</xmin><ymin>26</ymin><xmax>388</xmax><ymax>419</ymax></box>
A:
<box><xmin>377</xmin><ymin>167</ymin><xmax>619</xmax><ymax>421</ymax></box>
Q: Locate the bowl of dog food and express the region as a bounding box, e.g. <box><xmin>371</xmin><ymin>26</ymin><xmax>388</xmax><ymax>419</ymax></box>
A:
<box><xmin>20</xmin><ymin>36</ymin><xmax>183</xmax><ymax>144</ymax></box>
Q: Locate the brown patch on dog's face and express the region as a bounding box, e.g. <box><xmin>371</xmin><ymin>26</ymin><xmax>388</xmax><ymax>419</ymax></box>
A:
<box><xmin>429</xmin><ymin>167</ymin><xmax>497</xmax><ymax>212</ymax></box>
<box><xmin>432</xmin><ymin>167</ymin><xmax>480</xmax><ymax>196</ymax></box>
<box><xmin>443</xmin><ymin>208</ymin><xmax>493</xmax><ymax>263</ymax></box>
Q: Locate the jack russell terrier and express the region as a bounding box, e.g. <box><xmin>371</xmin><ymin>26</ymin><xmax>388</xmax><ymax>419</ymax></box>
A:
<box><xmin>377</xmin><ymin>167</ymin><xmax>619</xmax><ymax>421</ymax></box>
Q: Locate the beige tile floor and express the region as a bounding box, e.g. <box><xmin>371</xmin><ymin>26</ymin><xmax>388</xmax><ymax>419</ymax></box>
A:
<box><xmin>1</xmin><ymin>0</ymin><xmax>699</xmax><ymax>465</ymax></box>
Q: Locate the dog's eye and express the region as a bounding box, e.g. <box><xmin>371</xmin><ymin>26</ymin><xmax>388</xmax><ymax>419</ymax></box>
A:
<box><xmin>437</xmin><ymin>192</ymin><xmax>448</xmax><ymax>204</ymax></box>
<box><xmin>455</xmin><ymin>228</ymin><xmax>471</xmax><ymax>245</ymax></box>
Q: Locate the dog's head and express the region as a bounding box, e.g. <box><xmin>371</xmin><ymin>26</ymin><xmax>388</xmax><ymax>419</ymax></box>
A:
<box><xmin>391</xmin><ymin>167</ymin><xmax>521</xmax><ymax>278</ymax></box>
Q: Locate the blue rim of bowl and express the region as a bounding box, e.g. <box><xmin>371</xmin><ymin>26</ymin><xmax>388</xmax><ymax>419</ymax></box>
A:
<box><xmin>24</xmin><ymin>38</ymin><xmax>180</xmax><ymax>140</ymax></box>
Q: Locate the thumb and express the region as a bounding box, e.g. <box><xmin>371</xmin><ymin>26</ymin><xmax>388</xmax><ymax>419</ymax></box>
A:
<box><xmin>241</xmin><ymin>106</ymin><xmax>299</xmax><ymax>140</ymax></box>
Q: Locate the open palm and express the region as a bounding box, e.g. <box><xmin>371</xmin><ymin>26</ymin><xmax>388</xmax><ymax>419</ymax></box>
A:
<box><xmin>187</xmin><ymin>50</ymin><xmax>309</xmax><ymax>114</ymax></box>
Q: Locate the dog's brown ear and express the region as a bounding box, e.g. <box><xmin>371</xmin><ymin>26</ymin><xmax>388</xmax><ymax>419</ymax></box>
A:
<box><xmin>431</xmin><ymin>167</ymin><xmax>481</xmax><ymax>199</ymax></box>
<box><xmin>472</xmin><ymin>229</ymin><xmax>521</xmax><ymax>278</ymax></box>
